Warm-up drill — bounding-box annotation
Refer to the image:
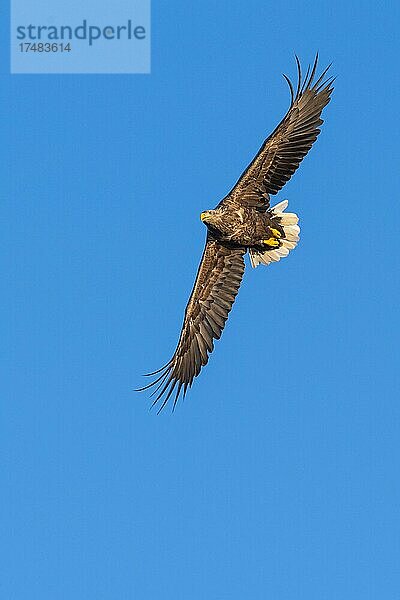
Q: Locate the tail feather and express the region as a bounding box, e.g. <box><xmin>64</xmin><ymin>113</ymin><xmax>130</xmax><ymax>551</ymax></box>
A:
<box><xmin>249</xmin><ymin>200</ymin><xmax>300</xmax><ymax>268</ymax></box>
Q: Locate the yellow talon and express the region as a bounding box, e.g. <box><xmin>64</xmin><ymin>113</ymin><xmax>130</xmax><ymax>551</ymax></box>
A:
<box><xmin>263</xmin><ymin>237</ymin><xmax>280</xmax><ymax>247</ymax></box>
<box><xmin>270</xmin><ymin>228</ymin><xmax>282</xmax><ymax>238</ymax></box>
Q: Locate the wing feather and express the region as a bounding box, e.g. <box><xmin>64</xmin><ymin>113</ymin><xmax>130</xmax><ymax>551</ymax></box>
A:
<box><xmin>138</xmin><ymin>235</ymin><xmax>246</xmax><ymax>412</ymax></box>
<box><xmin>223</xmin><ymin>54</ymin><xmax>334</xmax><ymax>209</ymax></box>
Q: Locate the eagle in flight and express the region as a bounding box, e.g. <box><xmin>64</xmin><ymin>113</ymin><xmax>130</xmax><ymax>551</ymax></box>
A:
<box><xmin>138</xmin><ymin>55</ymin><xmax>334</xmax><ymax>411</ymax></box>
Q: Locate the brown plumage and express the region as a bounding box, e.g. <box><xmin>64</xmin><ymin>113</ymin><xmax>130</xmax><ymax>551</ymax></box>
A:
<box><xmin>138</xmin><ymin>54</ymin><xmax>334</xmax><ymax>411</ymax></box>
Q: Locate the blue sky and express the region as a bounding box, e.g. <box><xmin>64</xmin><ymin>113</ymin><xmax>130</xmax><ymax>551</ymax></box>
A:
<box><xmin>2</xmin><ymin>1</ymin><xmax>400</xmax><ymax>598</ymax></box>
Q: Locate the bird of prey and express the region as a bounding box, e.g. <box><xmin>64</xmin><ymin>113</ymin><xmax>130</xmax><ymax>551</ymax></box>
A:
<box><xmin>138</xmin><ymin>55</ymin><xmax>334</xmax><ymax>412</ymax></box>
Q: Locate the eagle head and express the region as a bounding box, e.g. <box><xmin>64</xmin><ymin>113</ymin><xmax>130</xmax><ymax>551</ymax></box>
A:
<box><xmin>200</xmin><ymin>210</ymin><xmax>216</xmax><ymax>225</ymax></box>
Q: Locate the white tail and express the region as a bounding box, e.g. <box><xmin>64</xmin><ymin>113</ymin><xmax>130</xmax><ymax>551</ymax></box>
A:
<box><xmin>249</xmin><ymin>200</ymin><xmax>300</xmax><ymax>268</ymax></box>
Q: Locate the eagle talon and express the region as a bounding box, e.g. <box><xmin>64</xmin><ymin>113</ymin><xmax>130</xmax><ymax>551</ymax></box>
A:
<box><xmin>262</xmin><ymin>237</ymin><xmax>280</xmax><ymax>248</ymax></box>
<box><xmin>270</xmin><ymin>228</ymin><xmax>282</xmax><ymax>238</ymax></box>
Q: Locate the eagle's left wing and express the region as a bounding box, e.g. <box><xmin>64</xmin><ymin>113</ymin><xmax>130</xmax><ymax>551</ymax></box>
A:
<box><xmin>138</xmin><ymin>234</ymin><xmax>246</xmax><ymax>412</ymax></box>
<box><xmin>222</xmin><ymin>55</ymin><xmax>334</xmax><ymax>210</ymax></box>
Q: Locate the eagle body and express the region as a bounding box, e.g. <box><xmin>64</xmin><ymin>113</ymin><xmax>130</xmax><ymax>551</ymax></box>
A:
<box><xmin>200</xmin><ymin>202</ymin><xmax>286</xmax><ymax>248</ymax></box>
<box><xmin>138</xmin><ymin>55</ymin><xmax>334</xmax><ymax>411</ymax></box>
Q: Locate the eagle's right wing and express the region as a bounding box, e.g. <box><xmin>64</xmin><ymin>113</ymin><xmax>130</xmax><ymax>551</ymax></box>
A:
<box><xmin>138</xmin><ymin>235</ymin><xmax>246</xmax><ymax>412</ymax></box>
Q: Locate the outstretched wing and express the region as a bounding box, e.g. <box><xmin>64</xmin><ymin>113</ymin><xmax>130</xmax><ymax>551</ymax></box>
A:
<box><xmin>223</xmin><ymin>54</ymin><xmax>334</xmax><ymax>210</ymax></box>
<box><xmin>138</xmin><ymin>235</ymin><xmax>246</xmax><ymax>412</ymax></box>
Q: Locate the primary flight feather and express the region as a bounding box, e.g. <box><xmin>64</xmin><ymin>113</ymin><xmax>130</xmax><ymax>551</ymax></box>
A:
<box><xmin>138</xmin><ymin>54</ymin><xmax>334</xmax><ymax>412</ymax></box>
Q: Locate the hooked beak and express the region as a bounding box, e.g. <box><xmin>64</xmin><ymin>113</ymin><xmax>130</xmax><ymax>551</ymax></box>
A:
<box><xmin>200</xmin><ymin>212</ymin><xmax>208</xmax><ymax>222</ymax></box>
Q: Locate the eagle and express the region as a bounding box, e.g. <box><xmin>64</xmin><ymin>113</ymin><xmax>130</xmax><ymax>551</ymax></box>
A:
<box><xmin>138</xmin><ymin>55</ymin><xmax>334</xmax><ymax>412</ymax></box>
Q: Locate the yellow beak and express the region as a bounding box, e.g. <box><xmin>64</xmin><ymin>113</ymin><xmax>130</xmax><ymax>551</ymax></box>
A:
<box><xmin>200</xmin><ymin>212</ymin><xmax>207</xmax><ymax>222</ymax></box>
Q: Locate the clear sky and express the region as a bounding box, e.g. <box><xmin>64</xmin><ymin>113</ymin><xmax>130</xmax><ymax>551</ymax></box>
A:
<box><xmin>2</xmin><ymin>1</ymin><xmax>400</xmax><ymax>598</ymax></box>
